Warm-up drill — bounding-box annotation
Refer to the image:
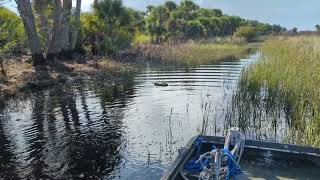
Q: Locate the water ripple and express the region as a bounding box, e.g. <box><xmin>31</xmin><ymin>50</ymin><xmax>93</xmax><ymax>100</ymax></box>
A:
<box><xmin>0</xmin><ymin>56</ymin><xmax>255</xmax><ymax>179</ymax></box>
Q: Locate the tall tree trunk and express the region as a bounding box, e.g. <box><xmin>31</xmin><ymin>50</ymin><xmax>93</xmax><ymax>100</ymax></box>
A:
<box><xmin>15</xmin><ymin>0</ymin><xmax>45</xmax><ymax>66</ymax></box>
<box><xmin>92</xmin><ymin>0</ymin><xmax>99</xmax><ymax>55</ymax></box>
<box><xmin>70</xmin><ymin>0</ymin><xmax>81</xmax><ymax>51</ymax></box>
<box><xmin>47</xmin><ymin>0</ymin><xmax>62</xmax><ymax>59</ymax></box>
<box><xmin>48</xmin><ymin>0</ymin><xmax>73</xmax><ymax>59</ymax></box>
<box><xmin>60</xmin><ymin>0</ymin><xmax>72</xmax><ymax>58</ymax></box>
<box><xmin>34</xmin><ymin>0</ymin><xmax>51</xmax><ymax>50</ymax></box>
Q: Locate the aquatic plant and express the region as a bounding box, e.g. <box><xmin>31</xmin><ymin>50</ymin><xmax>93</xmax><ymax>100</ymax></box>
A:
<box><xmin>231</xmin><ymin>36</ymin><xmax>320</xmax><ymax>147</ymax></box>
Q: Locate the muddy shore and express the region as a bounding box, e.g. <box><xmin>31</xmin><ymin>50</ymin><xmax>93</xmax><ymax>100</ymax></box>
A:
<box><xmin>0</xmin><ymin>55</ymin><xmax>137</xmax><ymax>101</ymax></box>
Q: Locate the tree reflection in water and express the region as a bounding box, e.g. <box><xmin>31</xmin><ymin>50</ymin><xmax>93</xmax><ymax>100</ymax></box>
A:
<box><xmin>0</xmin><ymin>77</ymin><xmax>135</xmax><ymax>179</ymax></box>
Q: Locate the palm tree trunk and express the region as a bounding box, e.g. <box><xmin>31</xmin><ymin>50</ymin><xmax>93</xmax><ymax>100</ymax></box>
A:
<box><xmin>61</xmin><ymin>0</ymin><xmax>72</xmax><ymax>53</ymax></box>
<box><xmin>70</xmin><ymin>0</ymin><xmax>82</xmax><ymax>51</ymax></box>
<box><xmin>92</xmin><ymin>0</ymin><xmax>99</xmax><ymax>55</ymax></box>
<box><xmin>48</xmin><ymin>0</ymin><xmax>73</xmax><ymax>59</ymax></box>
<box><xmin>34</xmin><ymin>0</ymin><xmax>51</xmax><ymax>50</ymax></box>
<box><xmin>15</xmin><ymin>0</ymin><xmax>45</xmax><ymax>66</ymax></box>
<box><xmin>47</xmin><ymin>0</ymin><xmax>63</xmax><ymax>59</ymax></box>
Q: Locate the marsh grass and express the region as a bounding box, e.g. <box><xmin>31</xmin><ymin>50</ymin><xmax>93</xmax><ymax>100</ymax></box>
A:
<box><xmin>232</xmin><ymin>36</ymin><xmax>320</xmax><ymax>147</ymax></box>
<box><xmin>133</xmin><ymin>41</ymin><xmax>249</xmax><ymax>65</ymax></box>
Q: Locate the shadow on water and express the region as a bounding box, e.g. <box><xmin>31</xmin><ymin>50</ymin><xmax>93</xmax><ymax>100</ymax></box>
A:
<box><xmin>0</xmin><ymin>73</ymin><xmax>135</xmax><ymax>178</ymax></box>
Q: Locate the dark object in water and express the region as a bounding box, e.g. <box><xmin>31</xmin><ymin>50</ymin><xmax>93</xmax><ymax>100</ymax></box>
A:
<box><xmin>155</xmin><ymin>82</ymin><xmax>168</xmax><ymax>87</ymax></box>
<box><xmin>161</xmin><ymin>136</ymin><xmax>320</xmax><ymax>180</ymax></box>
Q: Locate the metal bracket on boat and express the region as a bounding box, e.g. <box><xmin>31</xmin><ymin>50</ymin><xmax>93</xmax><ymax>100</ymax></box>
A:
<box><xmin>197</xmin><ymin>128</ymin><xmax>245</xmax><ymax>180</ymax></box>
<box><xmin>224</xmin><ymin>127</ymin><xmax>245</xmax><ymax>164</ymax></box>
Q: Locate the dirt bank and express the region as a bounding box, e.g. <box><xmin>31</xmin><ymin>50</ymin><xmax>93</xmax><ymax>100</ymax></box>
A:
<box><xmin>0</xmin><ymin>55</ymin><xmax>136</xmax><ymax>100</ymax></box>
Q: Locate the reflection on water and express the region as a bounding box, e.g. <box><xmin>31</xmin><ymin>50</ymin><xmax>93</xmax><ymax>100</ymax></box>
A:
<box><xmin>0</xmin><ymin>56</ymin><xmax>255</xmax><ymax>179</ymax></box>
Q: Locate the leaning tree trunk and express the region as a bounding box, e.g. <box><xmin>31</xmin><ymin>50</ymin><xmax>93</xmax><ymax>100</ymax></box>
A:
<box><xmin>70</xmin><ymin>0</ymin><xmax>81</xmax><ymax>51</ymax></box>
<box><xmin>15</xmin><ymin>0</ymin><xmax>45</xmax><ymax>66</ymax></box>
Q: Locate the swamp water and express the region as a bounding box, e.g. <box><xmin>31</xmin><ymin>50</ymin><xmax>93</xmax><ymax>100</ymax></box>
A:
<box><xmin>0</xmin><ymin>53</ymin><xmax>318</xmax><ymax>179</ymax></box>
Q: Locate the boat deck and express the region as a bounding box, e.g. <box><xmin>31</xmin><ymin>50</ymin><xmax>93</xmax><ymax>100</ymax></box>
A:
<box><xmin>162</xmin><ymin>136</ymin><xmax>320</xmax><ymax>180</ymax></box>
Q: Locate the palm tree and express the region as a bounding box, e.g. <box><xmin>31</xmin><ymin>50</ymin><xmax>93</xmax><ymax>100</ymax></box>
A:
<box><xmin>93</xmin><ymin>0</ymin><xmax>132</xmax><ymax>55</ymax></box>
<box><xmin>94</xmin><ymin>0</ymin><xmax>129</xmax><ymax>36</ymax></box>
<box><xmin>164</xmin><ymin>1</ymin><xmax>177</xmax><ymax>12</ymax></box>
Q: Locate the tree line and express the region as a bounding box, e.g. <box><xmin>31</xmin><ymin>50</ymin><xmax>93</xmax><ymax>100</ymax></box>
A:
<box><xmin>145</xmin><ymin>1</ymin><xmax>286</xmax><ymax>43</ymax></box>
<box><xmin>0</xmin><ymin>0</ymin><xmax>290</xmax><ymax>67</ymax></box>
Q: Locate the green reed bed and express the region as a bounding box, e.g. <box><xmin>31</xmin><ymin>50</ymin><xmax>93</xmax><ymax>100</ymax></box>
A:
<box><xmin>133</xmin><ymin>42</ymin><xmax>249</xmax><ymax>65</ymax></box>
<box><xmin>235</xmin><ymin>36</ymin><xmax>320</xmax><ymax>147</ymax></box>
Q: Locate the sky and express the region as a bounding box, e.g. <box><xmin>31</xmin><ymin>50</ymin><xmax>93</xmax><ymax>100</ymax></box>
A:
<box><xmin>6</xmin><ymin>0</ymin><xmax>320</xmax><ymax>31</ymax></box>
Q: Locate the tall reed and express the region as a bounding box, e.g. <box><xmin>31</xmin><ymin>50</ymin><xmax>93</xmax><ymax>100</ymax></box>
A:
<box><xmin>132</xmin><ymin>41</ymin><xmax>249</xmax><ymax>65</ymax></box>
<box><xmin>233</xmin><ymin>36</ymin><xmax>320</xmax><ymax>147</ymax></box>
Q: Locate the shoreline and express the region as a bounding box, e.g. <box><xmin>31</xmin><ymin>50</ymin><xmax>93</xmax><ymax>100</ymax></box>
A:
<box><xmin>0</xmin><ymin>42</ymin><xmax>252</xmax><ymax>100</ymax></box>
<box><xmin>0</xmin><ymin>55</ymin><xmax>137</xmax><ymax>101</ymax></box>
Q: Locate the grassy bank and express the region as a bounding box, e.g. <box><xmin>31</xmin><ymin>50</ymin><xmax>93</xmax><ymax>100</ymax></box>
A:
<box><xmin>128</xmin><ymin>41</ymin><xmax>250</xmax><ymax>65</ymax></box>
<box><xmin>234</xmin><ymin>36</ymin><xmax>320</xmax><ymax>147</ymax></box>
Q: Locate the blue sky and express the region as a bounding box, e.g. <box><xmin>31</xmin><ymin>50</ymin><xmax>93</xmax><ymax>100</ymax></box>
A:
<box><xmin>6</xmin><ymin>0</ymin><xmax>320</xmax><ymax>30</ymax></box>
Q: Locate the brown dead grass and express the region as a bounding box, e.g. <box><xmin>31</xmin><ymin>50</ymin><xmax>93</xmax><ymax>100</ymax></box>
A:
<box><xmin>1</xmin><ymin>57</ymin><xmax>33</xmax><ymax>94</ymax></box>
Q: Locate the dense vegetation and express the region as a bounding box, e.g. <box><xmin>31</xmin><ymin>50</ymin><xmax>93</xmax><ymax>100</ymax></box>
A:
<box><xmin>145</xmin><ymin>1</ymin><xmax>286</xmax><ymax>44</ymax></box>
<box><xmin>0</xmin><ymin>7</ymin><xmax>24</xmax><ymax>56</ymax></box>
<box><xmin>233</xmin><ymin>36</ymin><xmax>320</xmax><ymax>147</ymax></box>
<box><xmin>0</xmin><ymin>7</ymin><xmax>25</xmax><ymax>80</ymax></box>
<box><xmin>79</xmin><ymin>1</ymin><xmax>145</xmax><ymax>56</ymax></box>
<box><xmin>0</xmin><ymin>0</ymin><xmax>287</xmax><ymax>67</ymax></box>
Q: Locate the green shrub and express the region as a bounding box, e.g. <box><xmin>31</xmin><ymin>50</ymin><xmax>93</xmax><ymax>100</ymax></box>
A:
<box><xmin>78</xmin><ymin>0</ymin><xmax>144</xmax><ymax>56</ymax></box>
<box><xmin>133</xmin><ymin>32</ymin><xmax>151</xmax><ymax>44</ymax></box>
<box><xmin>98</xmin><ymin>31</ymin><xmax>131</xmax><ymax>56</ymax></box>
<box><xmin>233</xmin><ymin>26</ymin><xmax>258</xmax><ymax>42</ymax></box>
<box><xmin>0</xmin><ymin>7</ymin><xmax>25</xmax><ymax>55</ymax></box>
<box><xmin>186</xmin><ymin>20</ymin><xmax>205</xmax><ymax>38</ymax></box>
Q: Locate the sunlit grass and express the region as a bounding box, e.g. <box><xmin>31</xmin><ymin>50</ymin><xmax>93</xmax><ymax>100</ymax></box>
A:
<box><xmin>133</xmin><ymin>33</ymin><xmax>151</xmax><ymax>44</ymax></box>
<box><xmin>134</xmin><ymin>41</ymin><xmax>249</xmax><ymax>65</ymax></box>
<box><xmin>237</xmin><ymin>36</ymin><xmax>320</xmax><ymax>147</ymax></box>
